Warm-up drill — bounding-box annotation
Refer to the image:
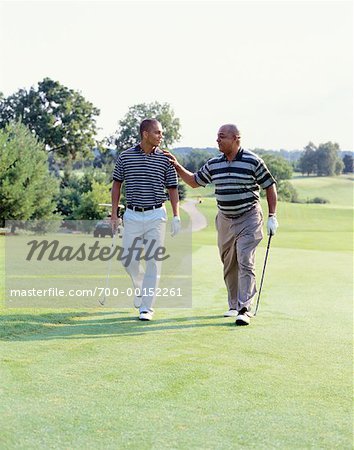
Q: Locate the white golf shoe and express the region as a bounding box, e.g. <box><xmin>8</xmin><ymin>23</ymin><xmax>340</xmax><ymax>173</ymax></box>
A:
<box><xmin>139</xmin><ymin>311</ymin><xmax>154</xmax><ymax>321</ymax></box>
<box><xmin>235</xmin><ymin>308</ymin><xmax>252</xmax><ymax>326</ymax></box>
<box><xmin>224</xmin><ymin>309</ymin><xmax>238</xmax><ymax>317</ymax></box>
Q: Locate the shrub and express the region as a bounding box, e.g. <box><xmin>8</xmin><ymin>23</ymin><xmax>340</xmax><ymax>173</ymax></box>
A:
<box><xmin>275</xmin><ymin>180</ymin><xmax>299</xmax><ymax>203</ymax></box>
<box><xmin>307</xmin><ymin>197</ymin><xmax>330</xmax><ymax>204</ymax></box>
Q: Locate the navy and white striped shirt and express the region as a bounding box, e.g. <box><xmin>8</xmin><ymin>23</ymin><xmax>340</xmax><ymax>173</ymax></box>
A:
<box><xmin>195</xmin><ymin>148</ymin><xmax>276</xmax><ymax>217</ymax></box>
<box><xmin>113</xmin><ymin>145</ymin><xmax>178</xmax><ymax>208</ymax></box>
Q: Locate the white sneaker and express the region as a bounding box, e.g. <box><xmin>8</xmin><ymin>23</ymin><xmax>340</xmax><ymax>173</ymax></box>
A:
<box><xmin>134</xmin><ymin>296</ymin><xmax>142</xmax><ymax>308</ymax></box>
<box><xmin>224</xmin><ymin>309</ymin><xmax>238</xmax><ymax>317</ymax></box>
<box><xmin>235</xmin><ymin>308</ymin><xmax>252</xmax><ymax>326</ymax></box>
<box><xmin>139</xmin><ymin>311</ymin><xmax>153</xmax><ymax>321</ymax></box>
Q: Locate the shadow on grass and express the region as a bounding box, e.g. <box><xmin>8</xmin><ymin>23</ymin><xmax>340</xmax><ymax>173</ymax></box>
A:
<box><xmin>0</xmin><ymin>310</ymin><xmax>244</xmax><ymax>341</ymax></box>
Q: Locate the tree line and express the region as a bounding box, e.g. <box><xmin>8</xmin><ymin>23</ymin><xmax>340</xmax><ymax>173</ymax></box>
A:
<box><xmin>0</xmin><ymin>77</ymin><xmax>352</xmax><ymax>226</ymax></box>
<box><xmin>298</xmin><ymin>142</ymin><xmax>353</xmax><ymax>176</ymax></box>
<box><xmin>0</xmin><ymin>78</ymin><xmax>182</xmax><ymax>226</ymax></box>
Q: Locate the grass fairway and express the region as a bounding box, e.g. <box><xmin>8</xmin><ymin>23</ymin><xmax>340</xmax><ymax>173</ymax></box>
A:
<box><xmin>0</xmin><ymin>176</ymin><xmax>353</xmax><ymax>449</ymax></box>
<box><xmin>291</xmin><ymin>174</ymin><xmax>353</xmax><ymax>207</ymax></box>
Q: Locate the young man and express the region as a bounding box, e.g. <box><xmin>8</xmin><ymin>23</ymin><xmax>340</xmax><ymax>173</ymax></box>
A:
<box><xmin>111</xmin><ymin>119</ymin><xmax>180</xmax><ymax>321</ymax></box>
<box><xmin>165</xmin><ymin>124</ymin><xmax>278</xmax><ymax>326</ymax></box>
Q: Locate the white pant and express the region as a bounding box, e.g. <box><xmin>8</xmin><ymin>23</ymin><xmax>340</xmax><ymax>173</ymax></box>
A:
<box><xmin>122</xmin><ymin>206</ymin><xmax>167</xmax><ymax>312</ymax></box>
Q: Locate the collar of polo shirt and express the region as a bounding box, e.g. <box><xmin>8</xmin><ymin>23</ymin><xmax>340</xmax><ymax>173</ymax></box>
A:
<box><xmin>136</xmin><ymin>144</ymin><xmax>160</xmax><ymax>155</ymax></box>
<box><xmin>221</xmin><ymin>147</ymin><xmax>244</xmax><ymax>162</ymax></box>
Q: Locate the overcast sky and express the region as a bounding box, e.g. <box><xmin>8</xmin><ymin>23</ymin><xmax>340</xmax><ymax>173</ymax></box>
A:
<box><xmin>0</xmin><ymin>0</ymin><xmax>352</xmax><ymax>150</ymax></box>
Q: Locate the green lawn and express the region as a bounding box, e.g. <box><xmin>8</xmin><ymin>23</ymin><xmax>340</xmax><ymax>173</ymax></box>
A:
<box><xmin>291</xmin><ymin>174</ymin><xmax>353</xmax><ymax>207</ymax></box>
<box><xmin>0</xmin><ymin>176</ymin><xmax>353</xmax><ymax>449</ymax></box>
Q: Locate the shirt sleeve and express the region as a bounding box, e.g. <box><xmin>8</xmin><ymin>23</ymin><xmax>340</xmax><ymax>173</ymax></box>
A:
<box><xmin>112</xmin><ymin>154</ymin><xmax>124</xmax><ymax>182</ymax></box>
<box><xmin>165</xmin><ymin>162</ymin><xmax>178</xmax><ymax>188</ymax></box>
<box><xmin>194</xmin><ymin>161</ymin><xmax>212</xmax><ymax>187</ymax></box>
<box><xmin>255</xmin><ymin>158</ymin><xmax>276</xmax><ymax>189</ymax></box>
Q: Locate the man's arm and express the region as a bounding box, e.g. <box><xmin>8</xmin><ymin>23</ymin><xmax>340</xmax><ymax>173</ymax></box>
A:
<box><xmin>163</xmin><ymin>151</ymin><xmax>200</xmax><ymax>188</ymax></box>
<box><xmin>175</xmin><ymin>164</ymin><xmax>200</xmax><ymax>188</ymax></box>
<box><xmin>168</xmin><ymin>187</ymin><xmax>181</xmax><ymax>237</ymax></box>
<box><xmin>265</xmin><ymin>183</ymin><xmax>278</xmax><ymax>236</ymax></box>
<box><xmin>111</xmin><ymin>180</ymin><xmax>122</xmax><ymax>227</ymax></box>
<box><xmin>266</xmin><ymin>183</ymin><xmax>277</xmax><ymax>216</ymax></box>
<box><xmin>168</xmin><ymin>187</ymin><xmax>180</xmax><ymax>217</ymax></box>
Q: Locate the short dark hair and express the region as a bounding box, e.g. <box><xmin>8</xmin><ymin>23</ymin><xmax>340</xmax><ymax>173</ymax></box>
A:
<box><xmin>220</xmin><ymin>124</ymin><xmax>241</xmax><ymax>137</ymax></box>
<box><xmin>140</xmin><ymin>119</ymin><xmax>160</xmax><ymax>138</ymax></box>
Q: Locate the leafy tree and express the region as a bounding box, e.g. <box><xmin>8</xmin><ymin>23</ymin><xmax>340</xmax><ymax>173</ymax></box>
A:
<box><xmin>260</xmin><ymin>154</ymin><xmax>293</xmax><ymax>181</ymax></box>
<box><xmin>111</xmin><ymin>102</ymin><xmax>181</xmax><ymax>150</ymax></box>
<box><xmin>0</xmin><ymin>122</ymin><xmax>59</xmax><ymax>226</ymax></box>
<box><xmin>56</xmin><ymin>170</ymin><xmax>112</xmax><ymax>219</ymax></box>
<box><xmin>276</xmin><ymin>180</ymin><xmax>299</xmax><ymax>203</ymax></box>
<box><xmin>72</xmin><ymin>180</ymin><xmax>111</xmax><ymax>220</ymax></box>
<box><xmin>56</xmin><ymin>175</ymin><xmax>82</xmax><ymax>219</ymax></box>
<box><xmin>78</xmin><ymin>170</ymin><xmax>107</xmax><ymax>193</ymax></box>
<box><xmin>176</xmin><ymin>149</ymin><xmax>217</xmax><ymax>173</ymax></box>
<box><xmin>298</xmin><ymin>141</ymin><xmax>344</xmax><ymax>176</ymax></box>
<box><xmin>334</xmin><ymin>158</ymin><xmax>344</xmax><ymax>176</ymax></box>
<box><xmin>254</xmin><ymin>154</ymin><xmax>296</xmax><ymax>202</ymax></box>
<box><xmin>342</xmin><ymin>154</ymin><xmax>354</xmax><ymax>173</ymax></box>
<box><xmin>0</xmin><ymin>78</ymin><xmax>100</xmax><ymax>161</ymax></box>
<box><xmin>298</xmin><ymin>142</ymin><xmax>317</xmax><ymax>176</ymax></box>
<box><xmin>93</xmin><ymin>147</ymin><xmax>117</xmax><ymax>168</ymax></box>
<box><xmin>316</xmin><ymin>142</ymin><xmax>341</xmax><ymax>176</ymax></box>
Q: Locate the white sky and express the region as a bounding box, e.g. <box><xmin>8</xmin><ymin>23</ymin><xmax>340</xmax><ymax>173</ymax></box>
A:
<box><xmin>0</xmin><ymin>0</ymin><xmax>352</xmax><ymax>150</ymax></box>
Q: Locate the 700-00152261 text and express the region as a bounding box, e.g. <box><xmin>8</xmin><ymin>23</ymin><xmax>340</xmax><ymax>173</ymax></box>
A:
<box><xmin>8</xmin><ymin>287</ymin><xmax>183</xmax><ymax>298</ymax></box>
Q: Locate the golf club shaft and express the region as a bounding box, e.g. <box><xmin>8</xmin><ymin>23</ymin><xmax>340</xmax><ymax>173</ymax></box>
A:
<box><xmin>254</xmin><ymin>234</ymin><xmax>272</xmax><ymax>316</ymax></box>
<box><xmin>98</xmin><ymin>229</ymin><xmax>119</xmax><ymax>305</ymax></box>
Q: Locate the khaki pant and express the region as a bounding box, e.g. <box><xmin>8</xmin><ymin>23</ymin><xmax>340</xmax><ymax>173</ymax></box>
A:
<box><xmin>216</xmin><ymin>204</ymin><xmax>263</xmax><ymax>311</ymax></box>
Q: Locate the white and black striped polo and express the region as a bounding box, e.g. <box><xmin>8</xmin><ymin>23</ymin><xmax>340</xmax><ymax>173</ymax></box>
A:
<box><xmin>194</xmin><ymin>148</ymin><xmax>276</xmax><ymax>217</ymax></box>
<box><xmin>113</xmin><ymin>145</ymin><xmax>178</xmax><ymax>208</ymax></box>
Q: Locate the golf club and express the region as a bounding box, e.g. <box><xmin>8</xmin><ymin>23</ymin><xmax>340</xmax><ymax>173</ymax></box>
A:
<box><xmin>97</xmin><ymin>204</ymin><xmax>125</xmax><ymax>306</ymax></box>
<box><xmin>98</xmin><ymin>226</ymin><xmax>119</xmax><ymax>306</ymax></box>
<box><xmin>254</xmin><ymin>234</ymin><xmax>272</xmax><ymax>316</ymax></box>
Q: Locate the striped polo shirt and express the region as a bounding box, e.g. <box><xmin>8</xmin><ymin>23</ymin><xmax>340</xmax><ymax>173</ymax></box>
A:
<box><xmin>194</xmin><ymin>148</ymin><xmax>276</xmax><ymax>217</ymax></box>
<box><xmin>113</xmin><ymin>145</ymin><xmax>178</xmax><ymax>208</ymax></box>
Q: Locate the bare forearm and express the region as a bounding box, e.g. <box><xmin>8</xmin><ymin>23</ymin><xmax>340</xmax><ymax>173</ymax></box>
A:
<box><xmin>175</xmin><ymin>163</ymin><xmax>200</xmax><ymax>188</ymax></box>
<box><xmin>168</xmin><ymin>188</ymin><xmax>180</xmax><ymax>217</ymax></box>
<box><xmin>111</xmin><ymin>181</ymin><xmax>121</xmax><ymax>218</ymax></box>
<box><xmin>266</xmin><ymin>183</ymin><xmax>277</xmax><ymax>215</ymax></box>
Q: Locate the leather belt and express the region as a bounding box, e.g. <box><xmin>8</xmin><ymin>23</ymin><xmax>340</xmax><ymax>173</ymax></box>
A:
<box><xmin>127</xmin><ymin>204</ymin><xmax>163</xmax><ymax>212</ymax></box>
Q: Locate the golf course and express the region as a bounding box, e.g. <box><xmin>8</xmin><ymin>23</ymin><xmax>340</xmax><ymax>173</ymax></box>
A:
<box><xmin>0</xmin><ymin>175</ymin><xmax>352</xmax><ymax>449</ymax></box>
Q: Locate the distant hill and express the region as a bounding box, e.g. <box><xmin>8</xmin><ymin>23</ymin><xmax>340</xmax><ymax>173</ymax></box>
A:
<box><xmin>172</xmin><ymin>147</ymin><xmax>353</xmax><ymax>163</ymax></box>
<box><xmin>172</xmin><ymin>147</ymin><xmax>302</xmax><ymax>162</ymax></box>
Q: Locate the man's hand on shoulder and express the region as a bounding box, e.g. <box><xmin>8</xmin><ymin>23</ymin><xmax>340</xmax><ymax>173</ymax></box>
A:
<box><xmin>163</xmin><ymin>150</ymin><xmax>178</xmax><ymax>168</ymax></box>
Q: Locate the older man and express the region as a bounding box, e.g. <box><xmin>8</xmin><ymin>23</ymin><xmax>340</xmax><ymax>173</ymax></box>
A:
<box><xmin>111</xmin><ymin>118</ymin><xmax>181</xmax><ymax>321</ymax></box>
<box><xmin>165</xmin><ymin>124</ymin><xmax>278</xmax><ymax>326</ymax></box>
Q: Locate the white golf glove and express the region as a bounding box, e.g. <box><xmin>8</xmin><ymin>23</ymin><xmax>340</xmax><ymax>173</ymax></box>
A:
<box><xmin>267</xmin><ymin>216</ymin><xmax>279</xmax><ymax>236</ymax></box>
<box><xmin>171</xmin><ymin>216</ymin><xmax>181</xmax><ymax>237</ymax></box>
